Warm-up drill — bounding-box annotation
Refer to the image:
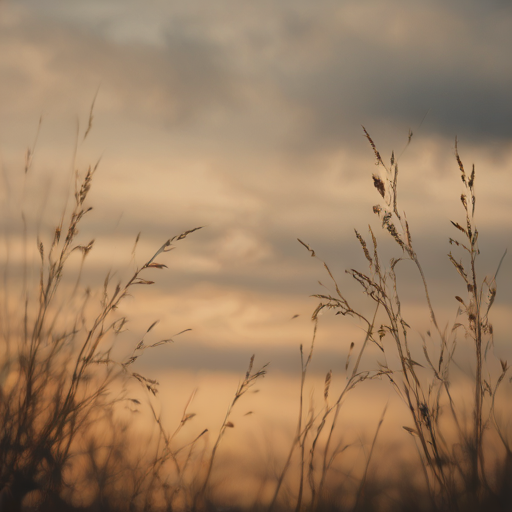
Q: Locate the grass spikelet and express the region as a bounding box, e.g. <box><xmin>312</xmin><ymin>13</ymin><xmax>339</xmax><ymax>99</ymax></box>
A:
<box><xmin>355</xmin><ymin>229</ymin><xmax>373</xmax><ymax>268</ymax></box>
<box><xmin>324</xmin><ymin>370</ymin><xmax>332</xmax><ymax>401</ymax></box>
<box><xmin>455</xmin><ymin>136</ymin><xmax>466</xmax><ymax>184</ymax></box>
<box><xmin>132</xmin><ymin>231</ymin><xmax>141</xmax><ymax>256</ymax></box>
<box><xmin>372</xmin><ymin>174</ymin><xmax>386</xmax><ymax>198</ymax></box>
<box><xmin>345</xmin><ymin>341</ymin><xmax>355</xmax><ymax>370</ymax></box>
<box><xmin>83</xmin><ymin>87</ymin><xmax>99</xmax><ymax>141</ymax></box>
<box><xmin>362</xmin><ymin>125</ymin><xmax>384</xmax><ymax>166</ymax></box>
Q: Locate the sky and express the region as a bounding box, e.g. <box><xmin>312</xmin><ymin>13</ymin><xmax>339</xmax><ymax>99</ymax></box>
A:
<box><xmin>1</xmin><ymin>0</ymin><xmax>512</xmax><ymax>386</ymax></box>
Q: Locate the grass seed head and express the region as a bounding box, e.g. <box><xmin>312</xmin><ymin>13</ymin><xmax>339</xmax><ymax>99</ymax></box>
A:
<box><xmin>372</xmin><ymin>174</ymin><xmax>386</xmax><ymax>198</ymax></box>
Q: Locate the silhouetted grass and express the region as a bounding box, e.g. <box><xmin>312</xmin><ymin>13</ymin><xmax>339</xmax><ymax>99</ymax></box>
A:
<box><xmin>0</xmin><ymin>115</ymin><xmax>510</xmax><ymax>512</ymax></box>
<box><xmin>295</xmin><ymin>128</ymin><xmax>511</xmax><ymax>512</ymax></box>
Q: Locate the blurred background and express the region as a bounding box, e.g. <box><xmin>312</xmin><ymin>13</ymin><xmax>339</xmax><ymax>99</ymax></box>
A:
<box><xmin>0</xmin><ymin>0</ymin><xmax>511</xmax><ymax>470</ymax></box>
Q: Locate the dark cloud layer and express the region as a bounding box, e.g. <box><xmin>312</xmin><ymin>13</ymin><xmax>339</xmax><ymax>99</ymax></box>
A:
<box><xmin>1</xmin><ymin>0</ymin><xmax>511</xmax><ymax>373</ymax></box>
<box><xmin>5</xmin><ymin>0</ymin><xmax>512</xmax><ymax>152</ymax></box>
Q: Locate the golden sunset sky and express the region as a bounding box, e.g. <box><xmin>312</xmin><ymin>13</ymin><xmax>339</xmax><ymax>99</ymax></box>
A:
<box><xmin>1</xmin><ymin>1</ymin><xmax>511</xmax><ymax>439</ymax></box>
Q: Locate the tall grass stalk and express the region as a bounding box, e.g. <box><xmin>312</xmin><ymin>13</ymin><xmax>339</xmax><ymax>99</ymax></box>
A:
<box><xmin>201</xmin><ymin>355</ymin><xmax>268</xmax><ymax>499</ymax></box>
<box><xmin>268</xmin><ymin>323</ymin><xmax>316</xmax><ymax>512</ymax></box>
<box><xmin>269</xmin><ymin>279</ymin><xmax>381</xmax><ymax>511</ymax></box>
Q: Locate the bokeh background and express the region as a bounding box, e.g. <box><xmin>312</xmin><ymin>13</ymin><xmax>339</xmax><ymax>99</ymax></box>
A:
<box><xmin>1</xmin><ymin>0</ymin><xmax>511</xmax><ymax>462</ymax></box>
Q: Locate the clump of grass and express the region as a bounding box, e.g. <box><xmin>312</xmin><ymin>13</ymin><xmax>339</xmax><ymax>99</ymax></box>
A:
<box><xmin>301</xmin><ymin>127</ymin><xmax>510</xmax><ymax>511</ymax></box>
<box><xmin>0</xmin><ymin>111</ymin><xmax>273</xmax><ymax>512</ymax></box>
<box><xmin>3</xmin><ymin>108</ymin><xmax>510</xmax><ymax>512</ymax></box>
<box><xmin>0</xmin><ymin>116</ymin><xmax>205</xmax><ymax>510</ymax></box>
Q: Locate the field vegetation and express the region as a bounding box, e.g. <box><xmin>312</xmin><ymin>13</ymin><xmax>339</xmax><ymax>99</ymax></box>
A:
<box><xmin>0</xmin><ymin>114</ymin><xmax>510</xmax><ymax>511</ymax></box>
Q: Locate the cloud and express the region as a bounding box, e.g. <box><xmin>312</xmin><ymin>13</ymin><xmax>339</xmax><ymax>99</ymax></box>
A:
<box><xmin>4</xmin><ymin>0</ymin><xmax>512</xmax><ymax>155</ymax></box>
<box><xmin>1</xmin><ymin>0</ymin><xmax>511</xmax><ymax>373</ymax></box>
